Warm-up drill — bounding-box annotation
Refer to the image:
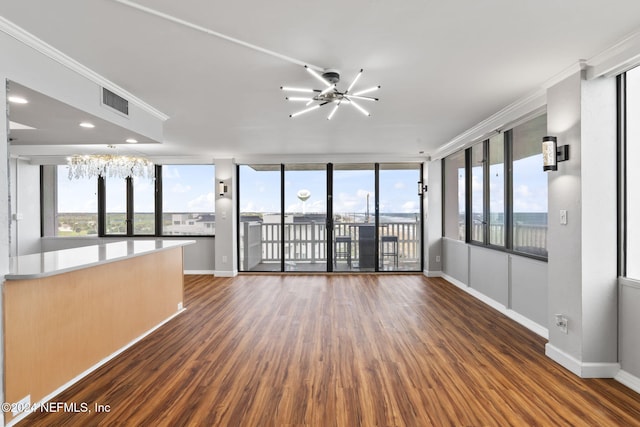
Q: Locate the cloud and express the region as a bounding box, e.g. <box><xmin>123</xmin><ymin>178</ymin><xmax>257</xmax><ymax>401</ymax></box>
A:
<box><xmin>171</xmin><ymin>183</ymin><xmax>192</xmax><ymax>193</ymax></box>
<box><xmin>187</xmin><ymin>192</ymin><xmax>215</xmax><ymax>211</ymax></box>
<box><xmin>286</xmin><ymin>199</ymin><xmax>326</xmax><ymax>213</ymax></box>
<box><xmin>394</xmin><ymin>181</ymin><xmax>406</xmax><ymax>190</ymax></box>
<box><xmin>402</xmin><ymin>201</ymin><xmax>417</xmax><ymax>212</ymax></box>
<box><xmin>162</xmin><ymin>166</ymin><xmax>181</xmax><ymax>180</ymax></box>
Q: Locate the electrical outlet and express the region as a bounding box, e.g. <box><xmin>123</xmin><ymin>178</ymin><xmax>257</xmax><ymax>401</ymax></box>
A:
<box><xmin>435</xmin><ymin>255</ymin><xmax>441</xmax><ymax>263</ymax></box>
<box><xmin>222</xmin><ymin>255</ymin><xmax>228</xmax><ymax>264</ymax></box>
<box><xmin>178</xmin><ymin>302</ymin><xmax>183</xmax><ymax>311</ymax></box>
<box><xmin>555</xmin><ymin>314</ymin><xmax>568</xmax><ymax>334</ymax></box>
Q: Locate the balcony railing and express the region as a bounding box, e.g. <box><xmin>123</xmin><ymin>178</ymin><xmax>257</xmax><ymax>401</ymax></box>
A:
<box><xmin>241</xmin><ymin>220</ymin><xmax>548</xmax><ymax>271</ymax></box>
<box><xmin>466</xmin><ymin>222</ymin><xmax>548</xmax><ymax>257</ymax></box>
<box><xmin>241</xmin><ymin>221</ymin><xmax>421</xmax><ymax>270</ymax></box>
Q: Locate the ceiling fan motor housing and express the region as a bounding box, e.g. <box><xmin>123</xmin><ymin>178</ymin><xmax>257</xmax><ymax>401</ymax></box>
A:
<box><xmin>322</xmin><ymin>70</ymin><xmax>340</xmax><ymax>84</ymax></box>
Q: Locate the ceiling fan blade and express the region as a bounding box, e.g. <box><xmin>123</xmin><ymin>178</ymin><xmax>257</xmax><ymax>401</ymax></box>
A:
<box><xmin>305</xmin><ymin>65</ymin><xmax>333</xmax><ymax>87</ymax></box>
<box><xmin>347</xmin><ymin>98</ymin><xmax>371</xmax><ymax>117</ymax></box>
<box><xmin>290</xmin><ymin>104</ymin><xmax>321</xmax><ymax>118</ymax></box>
<box><xmin>345</xmin><ymin>69</ymin><xmax>363</xmax><ymax>94</ymax></box>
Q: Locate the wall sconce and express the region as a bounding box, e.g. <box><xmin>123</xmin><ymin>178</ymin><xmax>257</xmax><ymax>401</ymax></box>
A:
<box><xmin>417</xmin><ymin>180</ymin><xmax>428</xmax><ymax>196</ymax></box>
<box><xmin>218</xmin><ymin>180</ymin><xmax>229</xmax><ymax>197</ymax></box>
<box><xmin>542</xmin><ymin>136</ymin><xmax>569</xmax><ymax>171</ymax></box>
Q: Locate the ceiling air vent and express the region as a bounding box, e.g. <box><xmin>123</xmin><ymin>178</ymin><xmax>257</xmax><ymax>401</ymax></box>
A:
<box><xmin>101</xmin><ymin>87</ymin><xmax>129</xmax><ymax>116</ymax></box>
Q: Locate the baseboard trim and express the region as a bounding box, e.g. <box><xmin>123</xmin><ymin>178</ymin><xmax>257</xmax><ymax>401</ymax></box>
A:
<box><xmin>5</xmin><ymin>309</ymin><xmax>186</xmax><ymax>427</ymax></box>
<box><xmin>441</xmin><ymin>273</ymin><xmax>548</xmax><ymax>339</ymax></box>
<box><xmin>615</xmin><ymin>369</ymin><xmax>640</xmax><ymax>394</ymax></box>
<box><xmin>423</xmin><ymin>270</ymin><xmax>442</xmax><ymax>278</ymax></box>
<box><xmin>184</xmin><ymin>270</ymin><xmax>215</xmax><ymax>275</ymax></box>
<box><xmin>545</xmin><ymin>343</ymin><xmax>621</xmax><ymax>378</ymax></box>
<box><xmin>213</xmin><ymin>270</ymin><xmax>238</xmax><ymax>277</ymax></box>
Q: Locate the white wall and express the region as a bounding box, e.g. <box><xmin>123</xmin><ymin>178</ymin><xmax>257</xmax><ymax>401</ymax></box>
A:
<box><xmin>424</xmin><ymin>160</ymin><xmax>442</xmax><ymax>276</ymax></box>
<box><xmin>545</xmin><ymin>71</ymin><xmax>619</xmax><ymax>377</ymax></box>
<box><xmin>442</xmin><ymin>238</ymin><xmax>548</xmax><ymax>337</ymax></box>
<box><xmin>9</xmin><ymin>159</ymin><xmax>41</xmax><ymax>256</ymax></box>
<box><xmin>214</xmin><ymin>158</ymin><xmax>237</xmax><ymax>276</ymax></box>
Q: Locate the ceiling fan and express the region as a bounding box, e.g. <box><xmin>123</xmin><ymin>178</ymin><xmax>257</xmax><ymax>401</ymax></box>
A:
<box><xmin>281</xmin><ymin>66</ymin><xmax>380</xmax><ymax>120</ymax></box>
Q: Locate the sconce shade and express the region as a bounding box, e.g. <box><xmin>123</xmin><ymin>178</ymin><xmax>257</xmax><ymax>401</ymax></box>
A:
<box><xmin>542</xmin><ymin>136</ymin><xmax>558</xmax><ymax>171</ymax></box>
<box><xmin>219</xmin><ymin>181</ymin><xmax>228</xmax><ymax>196</ymax></box>
<box><xmin>417</xmin><ymin>181</ymin><xmax>427</xmax><ymax>196</ymax></box>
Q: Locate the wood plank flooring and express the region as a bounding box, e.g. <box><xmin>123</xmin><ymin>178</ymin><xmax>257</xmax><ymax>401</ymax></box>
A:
<box><xmin>22</xmin><ymin>274</ymin><xmax>640</xmax><ymax>426</ymax></box>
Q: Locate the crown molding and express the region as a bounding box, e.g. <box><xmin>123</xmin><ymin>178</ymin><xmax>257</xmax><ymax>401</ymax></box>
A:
<box><xmin>0</xmin><ymin>16</ymin><xmax>169</xmax><ymax>121</ymax></box>
<box><xmin>586</xmin><ymin>28</ymin><xmax>640</xmax><ymax>79</ymax></box>
<box><xmin>432</xmin><ymin>88</ymin><xmax>547</xmax><ymax>160</ymax></box>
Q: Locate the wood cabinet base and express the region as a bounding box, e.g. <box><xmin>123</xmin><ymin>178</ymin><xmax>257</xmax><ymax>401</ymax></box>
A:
<box><xmin>3</xmin><ymin>247</ymin><xmax>185</xmax><ymax>423</ymax></box>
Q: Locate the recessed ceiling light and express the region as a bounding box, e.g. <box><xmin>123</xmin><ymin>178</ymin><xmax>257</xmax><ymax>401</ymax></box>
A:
<box><xmin>126</xmin><ymin>138</ymin><xmax>138</xmax><ymax>144</ymax></box>
<box><xmin>8</xmin><ymin>96</ymin><xmax>28</xmax><ymax>104</ymax></box>
<box><xmin>79</xmin><ymin>122</ymin><xmax>95</xmax><ymax>128</ymax></box>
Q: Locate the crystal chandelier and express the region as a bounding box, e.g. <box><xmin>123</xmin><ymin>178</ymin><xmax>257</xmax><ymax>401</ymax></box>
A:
<box><xmin>67</xmin><ymin>153</ymin><xmax>154</xmax><ymax>180</ymax></box>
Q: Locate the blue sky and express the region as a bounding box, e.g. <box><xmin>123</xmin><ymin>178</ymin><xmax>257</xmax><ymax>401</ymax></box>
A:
<box><xmin>240</xmin><ymin>166</ymin><xmax>421</xmax><ymax>214</ymax></box>
<box><xmin>58</xmin><ymin>165</ymin><xmax>215</xmax><ymax>213</ymax></box>
<box><xmin>59</xmin><ymin>160</ymin><xmax>544</xmax><ymax>216</ymax></box>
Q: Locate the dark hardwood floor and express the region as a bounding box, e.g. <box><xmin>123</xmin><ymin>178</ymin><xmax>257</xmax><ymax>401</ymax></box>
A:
<box><xmin>22</xmin><ymin>274</ymin><xmax>640</xmax><ymax>426</ymax></box>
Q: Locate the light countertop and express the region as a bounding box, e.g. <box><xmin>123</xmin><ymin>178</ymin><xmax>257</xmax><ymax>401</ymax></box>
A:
<box><xmin>6</xmin><ymin>239</ymin><xmax>195</xmax><ymax>280</ymax></box>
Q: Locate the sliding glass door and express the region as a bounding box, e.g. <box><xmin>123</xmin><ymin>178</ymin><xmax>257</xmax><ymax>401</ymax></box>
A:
<box><xmin>238</xmin><ymin>162</ymin><xmax>422</xmax><ymax>273</ymax></box>
<box><xmin>239</xmin><ymin>165</ymin><xmax>282</xmax><ymax>272</ymax></box>
<box><xmin>332</xmin><ymin>164</ymin><xmax>376</xmax><ymax>272</ymax></box>
<box><xmin>378</xmin><ymin>164</ymin><xmax>422</xmax><ymax>271</ymax></box>
<box><xmin>284</xmin><ymin>165</ymin><xmax>327</xmax><ymax>272</ymax></box>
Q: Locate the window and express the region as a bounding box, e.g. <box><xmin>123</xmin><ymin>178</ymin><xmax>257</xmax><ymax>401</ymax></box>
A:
<box><xmin>237</xmin><ymin>162</ymin><xmax>423</xmax><ymax>273</ymax></box>
<box><xmin>512</xmin><ymin>115</ymin><xmax>548</xmax><ymax>257</ymax></box>
<box><xmin>443</xmin><ymin>113</ymin><xmax>547</xmax><ymax>259</ymax></box>
<box><xmin>625</xmin><ymin>66</ymin><xmax>640</xmax><ymax>279</ymax></box>
<box><xmin>379</xmin><ymin>164</ymin><xmax>422</xmax><ymax>271</ymax></box>
<box><xmin>444</xmin><ymin>151</ymin><xmax>465</xmax><ymax>240</ymax></box>
<box><xmin>470</xmin><ymin>143</ymin><xmax>485</xmax><ymax>242</ymax></box>
<box><xmin>162</xmin><ymin>165</ymin><xmax>215</xmax><ymax>236</ymax></box>
<box><xmin>56</xmin><ymin>166</ymin><xmax>98</xmax><ymax>236</ymax></box>
<box><xmin>105</xmin><ymin>176</ymin><xmax>127</xmax><ymax>235</ymax></box>
<box><xmin>239</xmin><ymin>164</ymin><xmax>282</xmax><ymax>272</ymax></box>
<box><xmin>53</xmin><ymin>164</ymin><xmax>214</xmax><ymax>238</ymax></box>
<box><xmin>132</xmin><ymin>176</ymin><xmax>155</xmax><ymax>234</ymax></box>
<box><xmin>284</xmin><ymin>164</ymin><xmax>327</xmax><ymax>272</ymax></box>
<box><xmin>489</xmin><ymin>133</ymin><xmax>505</xmax><ymax>246</ymax></box>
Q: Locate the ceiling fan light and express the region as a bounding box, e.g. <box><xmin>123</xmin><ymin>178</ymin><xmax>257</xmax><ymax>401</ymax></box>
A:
<box><xmin>346</xmin><ymin>69</ymin><xmax>363</xmax><ymax>93</ymax></box>
<box><xmin>327</xmin><ymin>102</ymin><xmax>341</xmax><ymax>120</ymax></box>
<box><xmin>286</xmin><ymin>97</ymin><xmax>313</xmax><ymax>102</ymax></box>
<box><xmin>353</xmin><ymin>85</ymin><xmax>381</xmax><ymax>96</ymax></box>
<box><xmin>305</xmin><ymin>65</ymin><xmax>332</xmax><ymax>87</ymax></box>
<box><xmin>319</xmin><ymin>85</ymin><xmax>336</xmax><ymax>96</ymax></box>
<box><xmin>346</xmin><ymin>94</ymin><xmax>378</xmax><ymax>102</ymax></box>
<box><xmin>349</xmin><ymin>99</ymin><xmax>370</xmax><ymax>117</ymax></box>
<box><xmin>281</xmin><ymin>86</ymin><xmax>315</xmax><ymax>93</ymax></box>
<box><xmin>290</xmin><ymin>104</ymin><xmax>321</xmax><ymax>118</ymax></box>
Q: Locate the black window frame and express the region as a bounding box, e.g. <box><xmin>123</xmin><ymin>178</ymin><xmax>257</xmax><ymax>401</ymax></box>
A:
<box><xmin>446</xmin><ymin>115</ymin><xmax>548</xmax><ymax>262</ymax></box>
<box><xmin>51</xmin><ymin>164</ymin><xmax>216</xmax><ymax>238</ymax></box>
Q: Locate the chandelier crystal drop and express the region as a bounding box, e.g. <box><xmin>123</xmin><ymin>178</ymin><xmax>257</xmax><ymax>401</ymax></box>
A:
<box><xmin>67</xmin><ymin>154</ymin><xmax>155</xmax><ymax>180</ymax></box>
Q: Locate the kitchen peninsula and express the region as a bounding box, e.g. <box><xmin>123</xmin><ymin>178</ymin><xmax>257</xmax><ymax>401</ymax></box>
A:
<box><xmin>3</xmin><ymin>239</ymin><xmax>194</xmax><ymax>424</ymax></box>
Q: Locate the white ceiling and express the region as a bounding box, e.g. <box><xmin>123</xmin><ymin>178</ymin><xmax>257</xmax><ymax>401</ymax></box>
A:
<box><xmin>4</xmin><ymin>0</ymin><xmax>640</xmax><ymax>162</ymax></box>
